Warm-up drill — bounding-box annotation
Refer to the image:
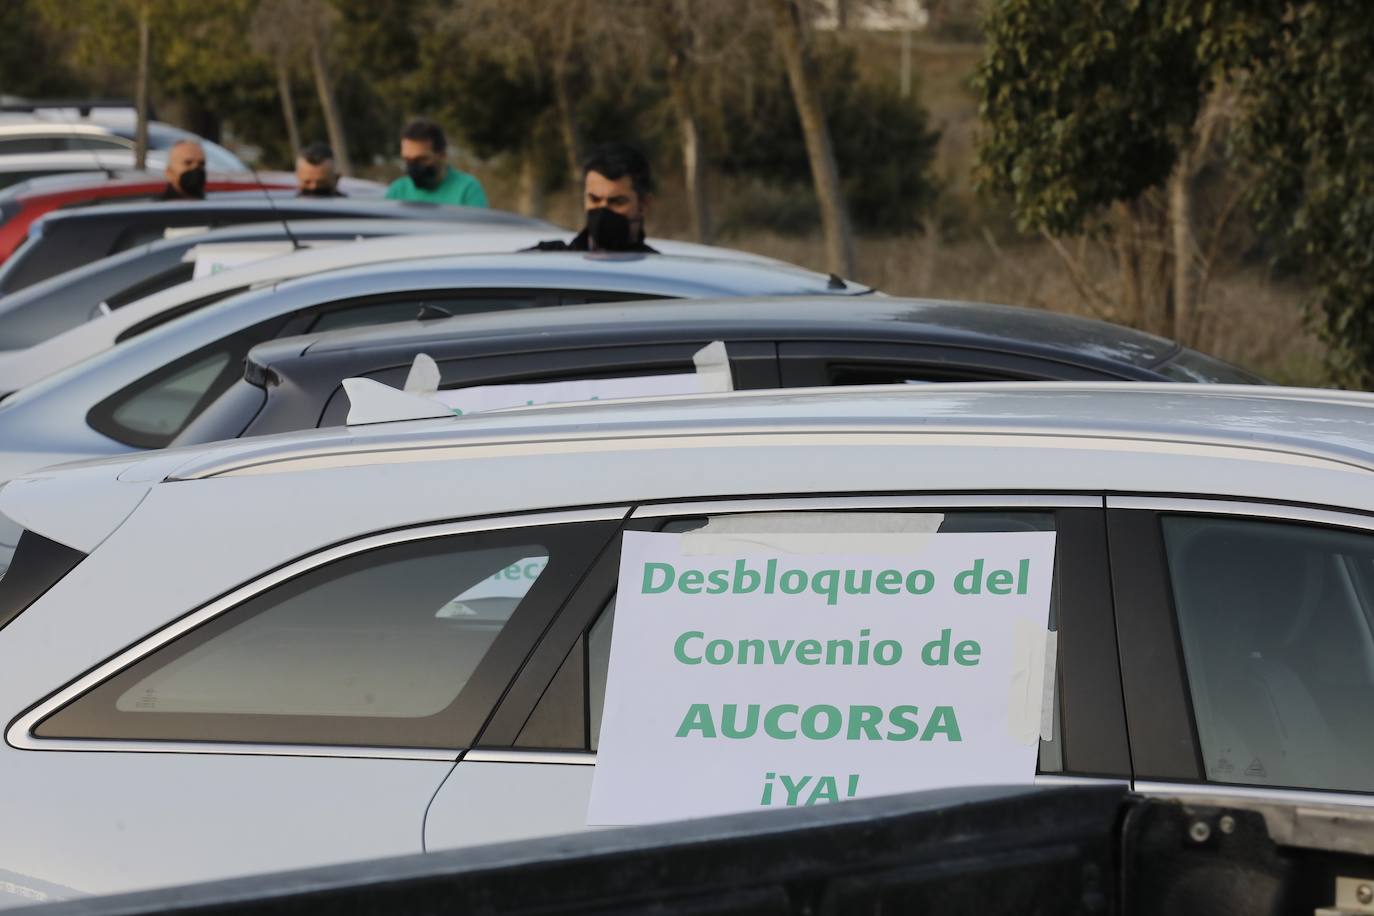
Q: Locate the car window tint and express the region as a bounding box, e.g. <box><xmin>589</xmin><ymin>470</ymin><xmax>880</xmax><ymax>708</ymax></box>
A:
<box><xmin>104</xmin><ymin>262</ymin><xmax>196</xmax><ymax>309</ymax></box>
<box><xmin>827</xmin><ymin>364</ymin><xmax>1034</xmax><ymax>385</ymax></box>
<box><xmin>38</xmin><ymin>520</ymin><xmax>615</xmax><ymax>748</ymax></box>
<box><xmin>1156</xmin><ymin>348</ymin><xmax>1267</xmax><ymax>384</ymax></box>
<box><xmin>306</xmin><ymin>294</ymin><xmax>547</xmax><ymax>334</ymax></box>
<box><xmin>107</xmin><ymin>349</ymin><xmax>232</xmax><ymax>441</ymax></box>
<box><xmin>576</xmin><ymin>511</ymin><xmax>1062</xmax><ymax>767</ymax></box>
<box><xmin>0</xmin><ymin>138</ymin><xmax>66</xmax><ymax>154</ymax></box>
<box><xmin>1163</xmin><ymin>516</ymin><xmax>1374</xmax><ymax>793</ymax></box>
<box><xmin>62</xmin><ymin>136</ymin><xmax>129</xmax><ymax>152</ymax></box>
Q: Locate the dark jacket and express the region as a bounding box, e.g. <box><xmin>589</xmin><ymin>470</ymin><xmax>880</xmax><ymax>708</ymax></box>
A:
<box><xmin>157</xmin><ymin>184</ymin><xmax>204</xmax><ymax>201</ymax></box>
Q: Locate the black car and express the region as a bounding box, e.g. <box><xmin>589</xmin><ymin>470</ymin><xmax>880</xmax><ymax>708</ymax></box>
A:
<box><xmin>175</xmin><ymin>295</ymin><xmax>1265</xmax><ymax>446</ymax></box>
<box><xmin>0</xmin><ymin>219</ymin><xmax>485</xmax><ymax>350</ymax></box>
<box><xmin>0</xmin><ymin>198</ymin><xmax>555</xmax><ymax>294</ymax></box>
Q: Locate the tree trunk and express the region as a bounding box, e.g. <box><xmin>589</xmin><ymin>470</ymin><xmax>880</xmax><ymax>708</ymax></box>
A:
<box><xmin>276</xmin><ymin>60</ymin><xmax>302</xmax><ymax>160</ymax></box>
<box><xmin>1113</xmin><ymin>200</ymin><xmax>1145</xmax><ymax>330</ymax></box>
<box><xmin>518</xmin><ymin>150</ymin><xmax>545</xmax><ymax>218</ymax></box>
<box><xmin>667</xmin><ymin>50</ymin><xmax>711</xmax><ymax>242</ymax></box>
<box><xmin>551</xmin><ymin>64</ymin><xmax>582</xmax><ymax>186</ymax></box>
<box><xmin>772</xmin><ymin>0</ymin><xmax>856</xmax><ymax>278</ymax></box>
<box><xmin>134</xmin><ymin>5</ymin><xmax>150</xmax><ymax>171</ymax></box>
<box><xmin>309</xmin><ymin>34</ymin><xmax>351</xmax><ymax>176</ymax></box>
<box><xmin>1167</xmin><ymin>161</ymin><xmax>1196</xmax><ymax>344</ymax></box>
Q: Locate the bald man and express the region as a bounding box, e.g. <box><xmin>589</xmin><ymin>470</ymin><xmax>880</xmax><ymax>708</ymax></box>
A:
<box><xmin>158</xmin><ymin>140</ymin><xmax>208</xmax><ymax>200</ymax></box>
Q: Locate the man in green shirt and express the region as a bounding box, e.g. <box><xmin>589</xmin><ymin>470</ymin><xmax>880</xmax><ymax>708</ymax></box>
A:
<box><xmin>384</xmin><ymin>118</ymin><xmax>488</xmax><ymax>208</ymax></box>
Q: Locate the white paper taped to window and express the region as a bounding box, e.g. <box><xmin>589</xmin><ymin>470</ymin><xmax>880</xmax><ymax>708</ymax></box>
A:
<box><xmin>343</xmin><ymin>378</ymin><xmax>452</xmax><ymax>425</ymax></box>
<box><xmin>692</xmin><ymin>340</ymin><xmax>733</xmax><ymax>393</ymax></box>
<box><xmin>186</xmin><ymin>241</ymin><xmax>301</xmax><ymax>280</ymax></box>
<box><xmin>388</xmin><ymin>341</ymin><xmax>735</xmax><ymax>418</ymax></box>
<box><xmin>682</xmin><ymin>512</ymin><xmax>945</xmax><ymax>556</ymax></box>
<box><xmin>404</xmin><ymin>352</ymin><xmax>441</xmax><ymax>394</ymax></box>
<box><xmin>1007</xmin><ymin>620</ymin><xmax>1057</xmax><ymax>746</ymax></box>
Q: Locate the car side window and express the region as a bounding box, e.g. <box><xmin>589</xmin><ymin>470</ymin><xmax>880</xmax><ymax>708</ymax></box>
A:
<box><xmin>38</xmin><ymin>521</ymin><xmax>614</xmax><ymax>749</ymax></box>
<box><xmin>306</xmin><ymin>292</ymin><xmax>554</xmax><ymax>334</ymax></box>
<box><xmin>527</xmin><ymin>511</ymin><xmax>1067</xmax><ymax>772</ymax></box>
<box><xmin>1162</xmin><ymin>515</ymin><xmax>1374</xmax><ymax>793</ymax></box>
<box><xmin>90</xmin><ymin>318</ymin><xmax>289</xmax><ymax>449</ymax></box>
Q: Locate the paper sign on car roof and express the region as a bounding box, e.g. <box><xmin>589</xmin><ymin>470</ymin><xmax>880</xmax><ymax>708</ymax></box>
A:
<box><xmin>343</xmin><ymin>341</ymin><xmax>734</xmax><ymax>426</ymax></box>
<box><xmin>183</xmin><ymin>241</ymin><xmax>328</xmax><ymax>279</ymax></box>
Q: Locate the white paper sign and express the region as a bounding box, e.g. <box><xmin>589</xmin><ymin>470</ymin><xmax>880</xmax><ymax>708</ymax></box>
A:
<box><xmin>187</xmin><ymin>242</ymin><xmax>302</xmax><ymax>279</ymax></box>
<box><xmin>432</xmin><ymin>373</ymin><xmax>707</xmax><ymax>416</ymax></box>
<box><xmin>587</xmin><ymin>527</ymin><xmax>1057</xmax><ymax>825</ymax></box>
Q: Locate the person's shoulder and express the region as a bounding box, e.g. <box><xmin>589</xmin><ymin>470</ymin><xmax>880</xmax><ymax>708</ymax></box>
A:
<box><xmin>384</xmin><ymin>176</ymin><xmax>414</xmax><ymax>199</ymax></box>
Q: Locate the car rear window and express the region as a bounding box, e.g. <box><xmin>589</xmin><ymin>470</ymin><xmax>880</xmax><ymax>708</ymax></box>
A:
<box><xmin>0</xmin><ymin>517</ymin><xmax>86</xmax><ymax>633</ymax></box>
<box><xmin>1156</xmin><ymin>348</ymin><xmax>1266</xmax><ymax>384</ymax></box>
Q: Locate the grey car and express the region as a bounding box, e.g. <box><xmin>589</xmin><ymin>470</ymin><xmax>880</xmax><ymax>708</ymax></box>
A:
<box><xmin>0</xmin><ymin>219</ymin><xmax>495</xmax><ymax>350</ymax></box>
<box><xmin>0</xmin><ymin>251</ymin><xmax>870</xmax><ymax>478</ymax></box>
<box><xmin>177</xmin><ymin>296</ymin><xmax>1265</xmax><ymax>446</ymax></box>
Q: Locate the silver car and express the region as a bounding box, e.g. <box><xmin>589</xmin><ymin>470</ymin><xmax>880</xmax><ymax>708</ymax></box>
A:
<box><xmin>1</xmin><ymin>382</ymin><xmax>1373</xmax><ymax>902</ymax></box>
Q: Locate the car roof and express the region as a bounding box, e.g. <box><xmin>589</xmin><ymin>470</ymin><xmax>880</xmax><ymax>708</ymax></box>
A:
<box><xmin>29</xmin><ymin>197</ymin><xmax>555</xmax><ymax>228</ymax></box>
<box><xmin>272</xmin><ymin>295</ymin><xmax>1174</xmax><ymax>373</ymax></box>
<box><xmin>0</xmin><ymin>172</ymin><xmax>290</xmax><ymax>202</ymax></box>
<box><xmin>264</xmin><ymin>251</ymin><xmax>865</xmax><ymax>302</ymax></box>
<box><xmin>0</xmin><ymin>236</ymin><xmax>850</xmax><ymax>396</ymax></box>
<box><xmin>7</xmin><ymin>383</ymin><xmax>1373</xmax><ymax>559</ymax></box>
<box><xmin>140</xmin><ymin>382</ymin><xmax>1374</xmax><ymax>485</ymax></box>
<box><xmin>0</xmin><ymin>151</ymin><xmax>163</xmax><ymax>171</ymax></box>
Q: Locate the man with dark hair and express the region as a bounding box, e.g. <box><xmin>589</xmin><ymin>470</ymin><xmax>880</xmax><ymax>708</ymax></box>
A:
<box><xmin>384</xmin><ymin>117</ymin><xmax>487</xmax><ymax>207</ymax></box>
<box><xmin>532</xmin><ymin>142</ymin><xmax>658</xmax><ymax>252</ymax></box>
<box><xmin>158</xmin><ymin>140</ymin><xmax>207</xmax><ymax>200</ymax></box>
<box><xmin>295</xmin><ymin>142</ymin><xmax>345</xmax><ymax>197</ymax></box>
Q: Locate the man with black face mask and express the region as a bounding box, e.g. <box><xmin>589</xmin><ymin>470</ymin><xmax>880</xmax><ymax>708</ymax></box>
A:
<box><xmin>295</xmin><ymin>142</ymin><xmax>346</xmax><ymax>197</ymax></box>
<box><xmin>530</xmin><ymin>143</ymin><xmax>658</xmax><ymax>253</ymax></box>
<box><xmin>384</xmin><ymin>118</ymin><xmax>487</xmax><ymax>207</ymax></box>
<box><xmin>158</xmin><ymin>140</ymin><xmax>208</xmax><ymax>201</ymax></box>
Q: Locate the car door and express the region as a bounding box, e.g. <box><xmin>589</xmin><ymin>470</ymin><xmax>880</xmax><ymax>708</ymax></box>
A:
<box><xmin>424</xmin><ymin>494</ymin><xmax>1127</xmax><ymax>852</ymax></box>
<box><xmin>1106</xmin><ymin>497</ymin><xmax>1374</xmax><ymax>805</ymax></box>
<box><xmin>3</xmin><ymin>511</ymin><xmax>622</xmax><ymax>898</ymax></box>
<box><xmin>777</xmin><ymin>341</ymin><xmax>1136</xmax><ymax>384</ymax></box>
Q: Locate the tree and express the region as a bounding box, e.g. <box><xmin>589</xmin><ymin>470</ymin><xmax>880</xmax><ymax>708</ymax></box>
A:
<box><xmin>426</xmin><ymin>0</ymin><xmax>591</xmax><ymax>190</ymax></box>
<box><xmin>976</xmin><ymin>0</ymin><xmax>1213</xmax><ymax>338</ymax></box>
<box><xmin>250</xmin><ymin>2</ymin><xmax>303</xmax><ymax>159</ymax></box>
<box><xmin>770</xmin><ymin>0</ymin><xmax>856</xmax><ymax>276</ymax></box>
<box><xmin>1219</xmin><ymin>1</ymin><xmax>1374</xmax><ymax>386</ymax></box>
<box><xmin>250</xmin><ymin>0</ymin><xmax>351</xmax><ymax>174</ymax></box>
<box><xmin>977</xmin><ymin>0</ymin><xmax>1374</xmax><ymax>383</ymax></box>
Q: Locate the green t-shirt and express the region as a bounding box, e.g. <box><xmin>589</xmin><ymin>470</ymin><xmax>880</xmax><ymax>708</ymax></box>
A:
<box><xmin>384</xmin><ymin>167</ymin><xmax>489</xmax><ymax>207</ymax></box>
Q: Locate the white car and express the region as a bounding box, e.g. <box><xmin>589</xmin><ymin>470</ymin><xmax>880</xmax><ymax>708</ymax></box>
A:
<box><xmin>1</xmin><ymin>382</ymin><xmax>1373</xmax><ymax>903</ymax></box>
<box><xmin>0</xmin><ymin>231</ymin><xmax>800</xmax><ymax>396</ymax></box>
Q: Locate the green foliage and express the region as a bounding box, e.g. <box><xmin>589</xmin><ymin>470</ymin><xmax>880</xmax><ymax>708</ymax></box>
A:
<box><xmin>975</xmin><ymin>0</ymin><xmax>1206</xmax><ymax>235</ymax></box>
<box><xmin>715</xmin><ymin>42</ymin><xmax>939</xmax><ymax>234</ymax></box>
<box><xmin>0</xmin><ymin>0</ymin><xmax>85</xmax><ymax>97</ymax></box>
<box><xmin>1223</xmin><ymin>1</ymin><xmax>1374</xmax><ymax>387</ymax></box>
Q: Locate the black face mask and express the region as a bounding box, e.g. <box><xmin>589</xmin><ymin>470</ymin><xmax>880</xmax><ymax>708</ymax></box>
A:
<box><xmin>298</xmin><ymin>184</ymin><xmax>338</xmax><ymax>198</ymax></box>
<box><xmin>407</xmin><ymin>162</ymin><xmax>441</xmax><ymax>191</ymax></box>
<box><xmin>178</xmin><ymin>166</ymin><xmax>207</xmax><ymax>198</ymax></box>
<box><xmin>585</xmin><ymin>206</ymin><xmax>638</xmax><ymax>251</ymax></box>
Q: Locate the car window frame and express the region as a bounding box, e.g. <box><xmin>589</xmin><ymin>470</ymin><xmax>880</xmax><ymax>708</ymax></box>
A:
<box><xmin>14</xmin><ymin>508</ymin><xmax>627</xmax><ymax>756</ymax></box>
<box><xmin>475</xmin><ymin>494</ymin><xmax>1131</xmax><ymax>783</ymax></box>
<box><xmin>1107</xmin><ymin>495</ymin><xmax>1374</xmax><ymax>804</ymax></box>
<box><xmin>776</xmin><ymin>340</ymin><xmax>1151</xmax><ymax>385</ymax></box>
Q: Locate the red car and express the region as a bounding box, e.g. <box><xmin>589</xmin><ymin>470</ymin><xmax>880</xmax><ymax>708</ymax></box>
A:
<box><xmin>0</xmin><ymin>172</ymin><xmax>295</xmax><ymax>264</ymax></box>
